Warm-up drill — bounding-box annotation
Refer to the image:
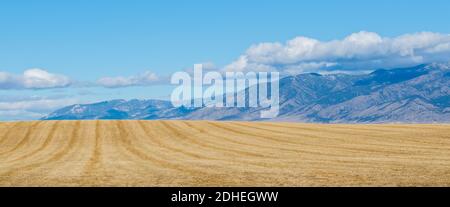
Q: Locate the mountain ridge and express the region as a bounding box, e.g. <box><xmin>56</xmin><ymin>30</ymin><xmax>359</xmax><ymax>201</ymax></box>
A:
<box><xmin>42</xmin><ymin>63</ymin><xmax>450</xmax><ymax>123</ymax></box>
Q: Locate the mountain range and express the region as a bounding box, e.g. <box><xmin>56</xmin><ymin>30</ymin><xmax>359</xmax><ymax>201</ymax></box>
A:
<box><xmin>42</xmin><ymin>63</ymin><xmax>450</xmax><ymax>123</ymax></box>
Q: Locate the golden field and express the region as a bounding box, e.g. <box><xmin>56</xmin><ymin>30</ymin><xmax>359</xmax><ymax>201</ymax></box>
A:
<box><xmin>0</xmin><ymin>120</ymin><xmax>450</xmax><ymax>186</ymax></box>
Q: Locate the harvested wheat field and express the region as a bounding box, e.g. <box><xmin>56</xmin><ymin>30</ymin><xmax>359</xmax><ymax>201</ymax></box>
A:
<box><xmin>1</xmin><ymin>120</ymin><xmax>450</xmax><ymax>186</ymax></box>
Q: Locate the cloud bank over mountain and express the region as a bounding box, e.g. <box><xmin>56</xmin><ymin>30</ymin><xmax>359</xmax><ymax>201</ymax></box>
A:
<box><xmin>223</xmin><ymin>31</ymin><xmax>450</xmax><ymax>74</ymax></box>
<box><xmin>2</xmin><ymin>31</ymin><xmax>450</xmax><ymax>90</ymax></box>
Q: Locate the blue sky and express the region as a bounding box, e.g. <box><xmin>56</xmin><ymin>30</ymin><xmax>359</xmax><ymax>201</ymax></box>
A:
<box><xmin>1</xmin><ymin>0</ymin><xmax>450</xmax><ymax>120</ymax></box>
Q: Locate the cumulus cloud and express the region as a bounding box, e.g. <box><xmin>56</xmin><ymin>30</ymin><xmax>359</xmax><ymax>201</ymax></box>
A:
<box><xmin>97</xmin><ymin>71</ymin><xmax>160</xmax><ymax>88</ymax></box>
<box><xmin>223</xmin><ymin>31</ymin><xmax>450</xmax><ymax>74</ymax></box>
<box><xmin>0</xmin><ymin>68</ymin><xmax>71</xmax><ymax>89</ymax></box>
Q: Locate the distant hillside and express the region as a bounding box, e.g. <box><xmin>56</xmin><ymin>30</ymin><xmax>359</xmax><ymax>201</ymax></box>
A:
<box><xmin>42</xmin><ymin>63</ymin><xmax>450</xmax><ymax>123</ymax></box>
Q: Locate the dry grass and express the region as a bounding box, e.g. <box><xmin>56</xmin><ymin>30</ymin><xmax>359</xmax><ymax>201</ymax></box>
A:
<box><xmin>0</xmin><ymin>120</ymin><xmax>450</xmax><ymax>186</ymax></box>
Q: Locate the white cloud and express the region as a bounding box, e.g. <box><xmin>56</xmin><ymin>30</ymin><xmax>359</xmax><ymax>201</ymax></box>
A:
<box><xmin>97</xmin><ymin>71</ymin><xmax>160</xmax><ymax>88</ymax></box>
<box><xmin>0</xmin><ymin>68</ymin><xmax>71</xmax><ymax>89</ymax></box>
<box><xmin>0</xmin><ymin>97</ymin><xmax>78</xmax><ymax>113</ymax></box>
<box><xmin>222</xmin><ymin>31</ymin><xmax>450</xmax><ymax>74</ymax></box>
<box><xmin>0</xmin><ymin>96</ymin><xmax>79</xmax><ymax>120</ymax></box>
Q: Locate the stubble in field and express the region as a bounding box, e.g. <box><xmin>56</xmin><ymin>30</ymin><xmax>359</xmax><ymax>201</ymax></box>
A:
<box><xmin>0</xmin><ymin>120</ymin><xmax>449</xmax><ymax>186</ymax></box>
